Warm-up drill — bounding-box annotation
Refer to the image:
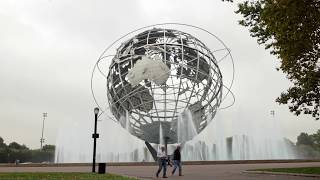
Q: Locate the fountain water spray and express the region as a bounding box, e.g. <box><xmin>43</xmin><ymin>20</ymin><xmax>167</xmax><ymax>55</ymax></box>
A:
<box><xmin>177</xmin><ymin>109</ymin><xmax>198</xmax><ymax>143</ymax></box>
<box><xmin>55</xmin><ymin>24</ymin><xmax>296</xmax><ymax>163</ymax></box>
<box><xmin>55</xmin><ymin>110</ymin><xmax>296</xmax><ymax>162</ymax></box>
<box><xmin>159</xmin><ymin>123</ymin><xmax>164</xmax><ymax>146</ymax></box>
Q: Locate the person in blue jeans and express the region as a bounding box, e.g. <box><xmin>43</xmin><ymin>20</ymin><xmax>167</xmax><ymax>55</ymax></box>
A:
<box><xmin>172</xmin><ymin>145</ymin><xmax>182</xmax><ymax>176</ymax></box>
<box><xmin>156</xmin><ymin>146</ymin><xmax>168</xmax><ymax>178</ymax></box>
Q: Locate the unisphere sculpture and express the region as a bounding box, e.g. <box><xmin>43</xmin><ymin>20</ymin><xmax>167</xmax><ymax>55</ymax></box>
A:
<box><xmin>105</xmin><ymin>28</ymin><xmax>224</xmax><ymax>144</ymax></box>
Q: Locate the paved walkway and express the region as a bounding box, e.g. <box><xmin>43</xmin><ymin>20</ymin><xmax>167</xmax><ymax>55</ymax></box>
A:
<box><xmin>1</xmin><ymin>162</ymin><xmax>320</xmax><ymax>179</ymax></box>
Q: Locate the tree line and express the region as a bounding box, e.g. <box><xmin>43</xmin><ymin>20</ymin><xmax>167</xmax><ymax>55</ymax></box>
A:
<box><xmin>235</xmin><ymin>0</ymin><xmax>320</xmax><ymax>120</ymax></box>
<box><xmin>294</xmin><ymin>130</ymin><xmax>320</xmax><ymax>158</ymax></box>
<box><xmin>0</xmin><ymin>137</ymin><xmax>55</xmax><ymax>163</ymax></box>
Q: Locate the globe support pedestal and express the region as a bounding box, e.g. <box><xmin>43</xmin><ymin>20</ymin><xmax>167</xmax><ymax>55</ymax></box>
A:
<box><xmin>145</xmin><ymin>141</ymin><xmax>157</xmax><ymax>161</ymax></box>
<box><xmin>144</xmin><ymin>136</ymin><xmax>171</xmax><ymax>162</ymax></box>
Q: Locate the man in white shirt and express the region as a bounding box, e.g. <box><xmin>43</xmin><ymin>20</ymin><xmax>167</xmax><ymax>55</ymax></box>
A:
<box><xmin>156</xmin><ymin>146</ymin><xmax>168</xmax><ymax>178</ymax></box>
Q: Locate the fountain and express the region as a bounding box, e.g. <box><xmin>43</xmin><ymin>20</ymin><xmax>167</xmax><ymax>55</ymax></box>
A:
<box><xmin>177</xmin><ymin>109</ymin><xmax>198</xmax><ymax>143</ymax></box>
<box><xmin>55</xmin><ymin>109</ymin><xmax>296</xmax><ymax>162</ymax></box>
<box><xmin>55</xmin><ymin>24</ymin><xmax>296</xmax><ymax>163</ymax></box>
<box><xmin>159</xmin><ymin>123</ymin><xmax>164</xmax><ymax>146</ymax></box>
<box><xmin>125</xmin><ymin>110</ymin><xmax>130</xmax><ymax>132</ymax></box>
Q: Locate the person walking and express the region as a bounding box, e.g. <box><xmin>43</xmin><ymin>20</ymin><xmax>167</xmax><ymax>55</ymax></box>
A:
<box><xmin>156</xmin><ymin>146</ymin><xmax>168</xmax><ymax>178</ymax></box>
<box><xmin>172</xmin><ymin>145</ymin><xmax>182</xmax><ymax>176</ymax></box>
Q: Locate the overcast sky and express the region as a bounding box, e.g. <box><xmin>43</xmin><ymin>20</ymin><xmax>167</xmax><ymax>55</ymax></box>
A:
<box><xmin>0</xmin><ymin>0</ymin><xmax>319</xmax><ymax>149</ymax></box>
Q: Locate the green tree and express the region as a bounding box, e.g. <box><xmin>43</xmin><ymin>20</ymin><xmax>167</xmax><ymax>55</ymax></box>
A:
<box><xmin>8</xmin><ymin>142</ymin><xmax>28</xmax><ymax>150</ymax></box>
<box><xmin>311</xmin><ymin>129</ymin><xmax>320</xmax><ymax>150</ymax></box>
<box><xmin>0</xmin><ymin>137</ymin><xmax>8</xmax><ymax>163</ymax></box>
<box><xmin>297</xmin><ymin>144</ymin><xmax>320</xmax><ymax>158</ymax></box>
<box><xmin>0</xmin><ymin>137</ymin><xmax>6</xmax><ymax>149</ymax></box>
<box><xmin>236</xmin><ymin>0</ymin><xmax>320</xmax><ymax>120</ymax></box>
<box><xmin>297</xmin><ymin>132</ymin><xmax>314</xmax><ymax>146</ymax></box>
<box><xmin>0</xmin><ymin>138</ymin><xmax>56</xmax><ymax>163</ymax></box>
<box><xmin>42</xmin><ymin>145</ymin><xmax>55</xmax><ymax>151</ymax></box>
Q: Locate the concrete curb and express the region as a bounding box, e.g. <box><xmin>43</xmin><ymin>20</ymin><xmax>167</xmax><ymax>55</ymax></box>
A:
<box><xmin>243</xmin><ymin>170</ymin><xmax>320</xmax><ymax>178</ymax></box>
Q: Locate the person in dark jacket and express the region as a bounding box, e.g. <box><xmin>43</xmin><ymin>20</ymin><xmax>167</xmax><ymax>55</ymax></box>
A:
<box><xmin>172</xmin><ymin>145</ymin><xmax>182</xmax><ymax>176</ymax></box>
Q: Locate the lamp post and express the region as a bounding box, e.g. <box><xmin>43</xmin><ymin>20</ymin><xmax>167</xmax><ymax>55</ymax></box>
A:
<box><xmin>40</xmin><ymin>112</ymin><xmax>47</xmax><ymax>150</ymax></box>
<box><xmin>270</xmin><ymin>110</ymin><xmax>275</xmax><ymax>118</ymax></box>
<box><xmin>92</xmin><ymin>107</ymin><xmax>99</xmax><ymax>173</ymax></box>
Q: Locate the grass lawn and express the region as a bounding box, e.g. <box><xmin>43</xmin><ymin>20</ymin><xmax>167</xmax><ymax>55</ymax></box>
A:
<box><xmin>0</xmin><ymin>172</ymin><xmax>139</xmax><ymax>180</ymax></box>
<box><xmin>252</xmin><ymin>167</ymin><xmax>320</xmax><ymax>175</ymax></box>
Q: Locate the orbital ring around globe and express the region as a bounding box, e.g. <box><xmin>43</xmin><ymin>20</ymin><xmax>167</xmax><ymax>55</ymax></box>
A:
<box><xmin>91</xmin><ymin>23</ymin><xmax>235</xmax><ymax>144</ymax></box>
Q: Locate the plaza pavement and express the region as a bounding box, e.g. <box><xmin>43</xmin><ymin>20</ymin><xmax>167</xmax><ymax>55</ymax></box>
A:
<box><xmin>1</xmin><ymin>161</ymin><xmax>320</xmax><ymax>180</ymax></box>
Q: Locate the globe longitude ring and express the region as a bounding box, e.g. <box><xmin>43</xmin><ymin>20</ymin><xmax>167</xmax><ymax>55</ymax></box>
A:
<box><xmin>91</xmin><ymin>23</ymin><xmax>235</xmax><ymax>144</ymax></box>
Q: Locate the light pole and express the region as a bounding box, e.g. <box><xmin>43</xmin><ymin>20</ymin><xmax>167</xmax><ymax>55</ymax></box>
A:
<box><xmin>92</xmin><ymin>107</ymin><xmax>99</xmax><ymax>173</ymax></box>
<box><xmin>270</xmin><ymin>110</ymin><xmax>275</xmax><ymax>118</ymax></box>
<box><xmin>40</xmin><ymin>112</ymin><xmax>47</xmax><ymax>150</ymax></box>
